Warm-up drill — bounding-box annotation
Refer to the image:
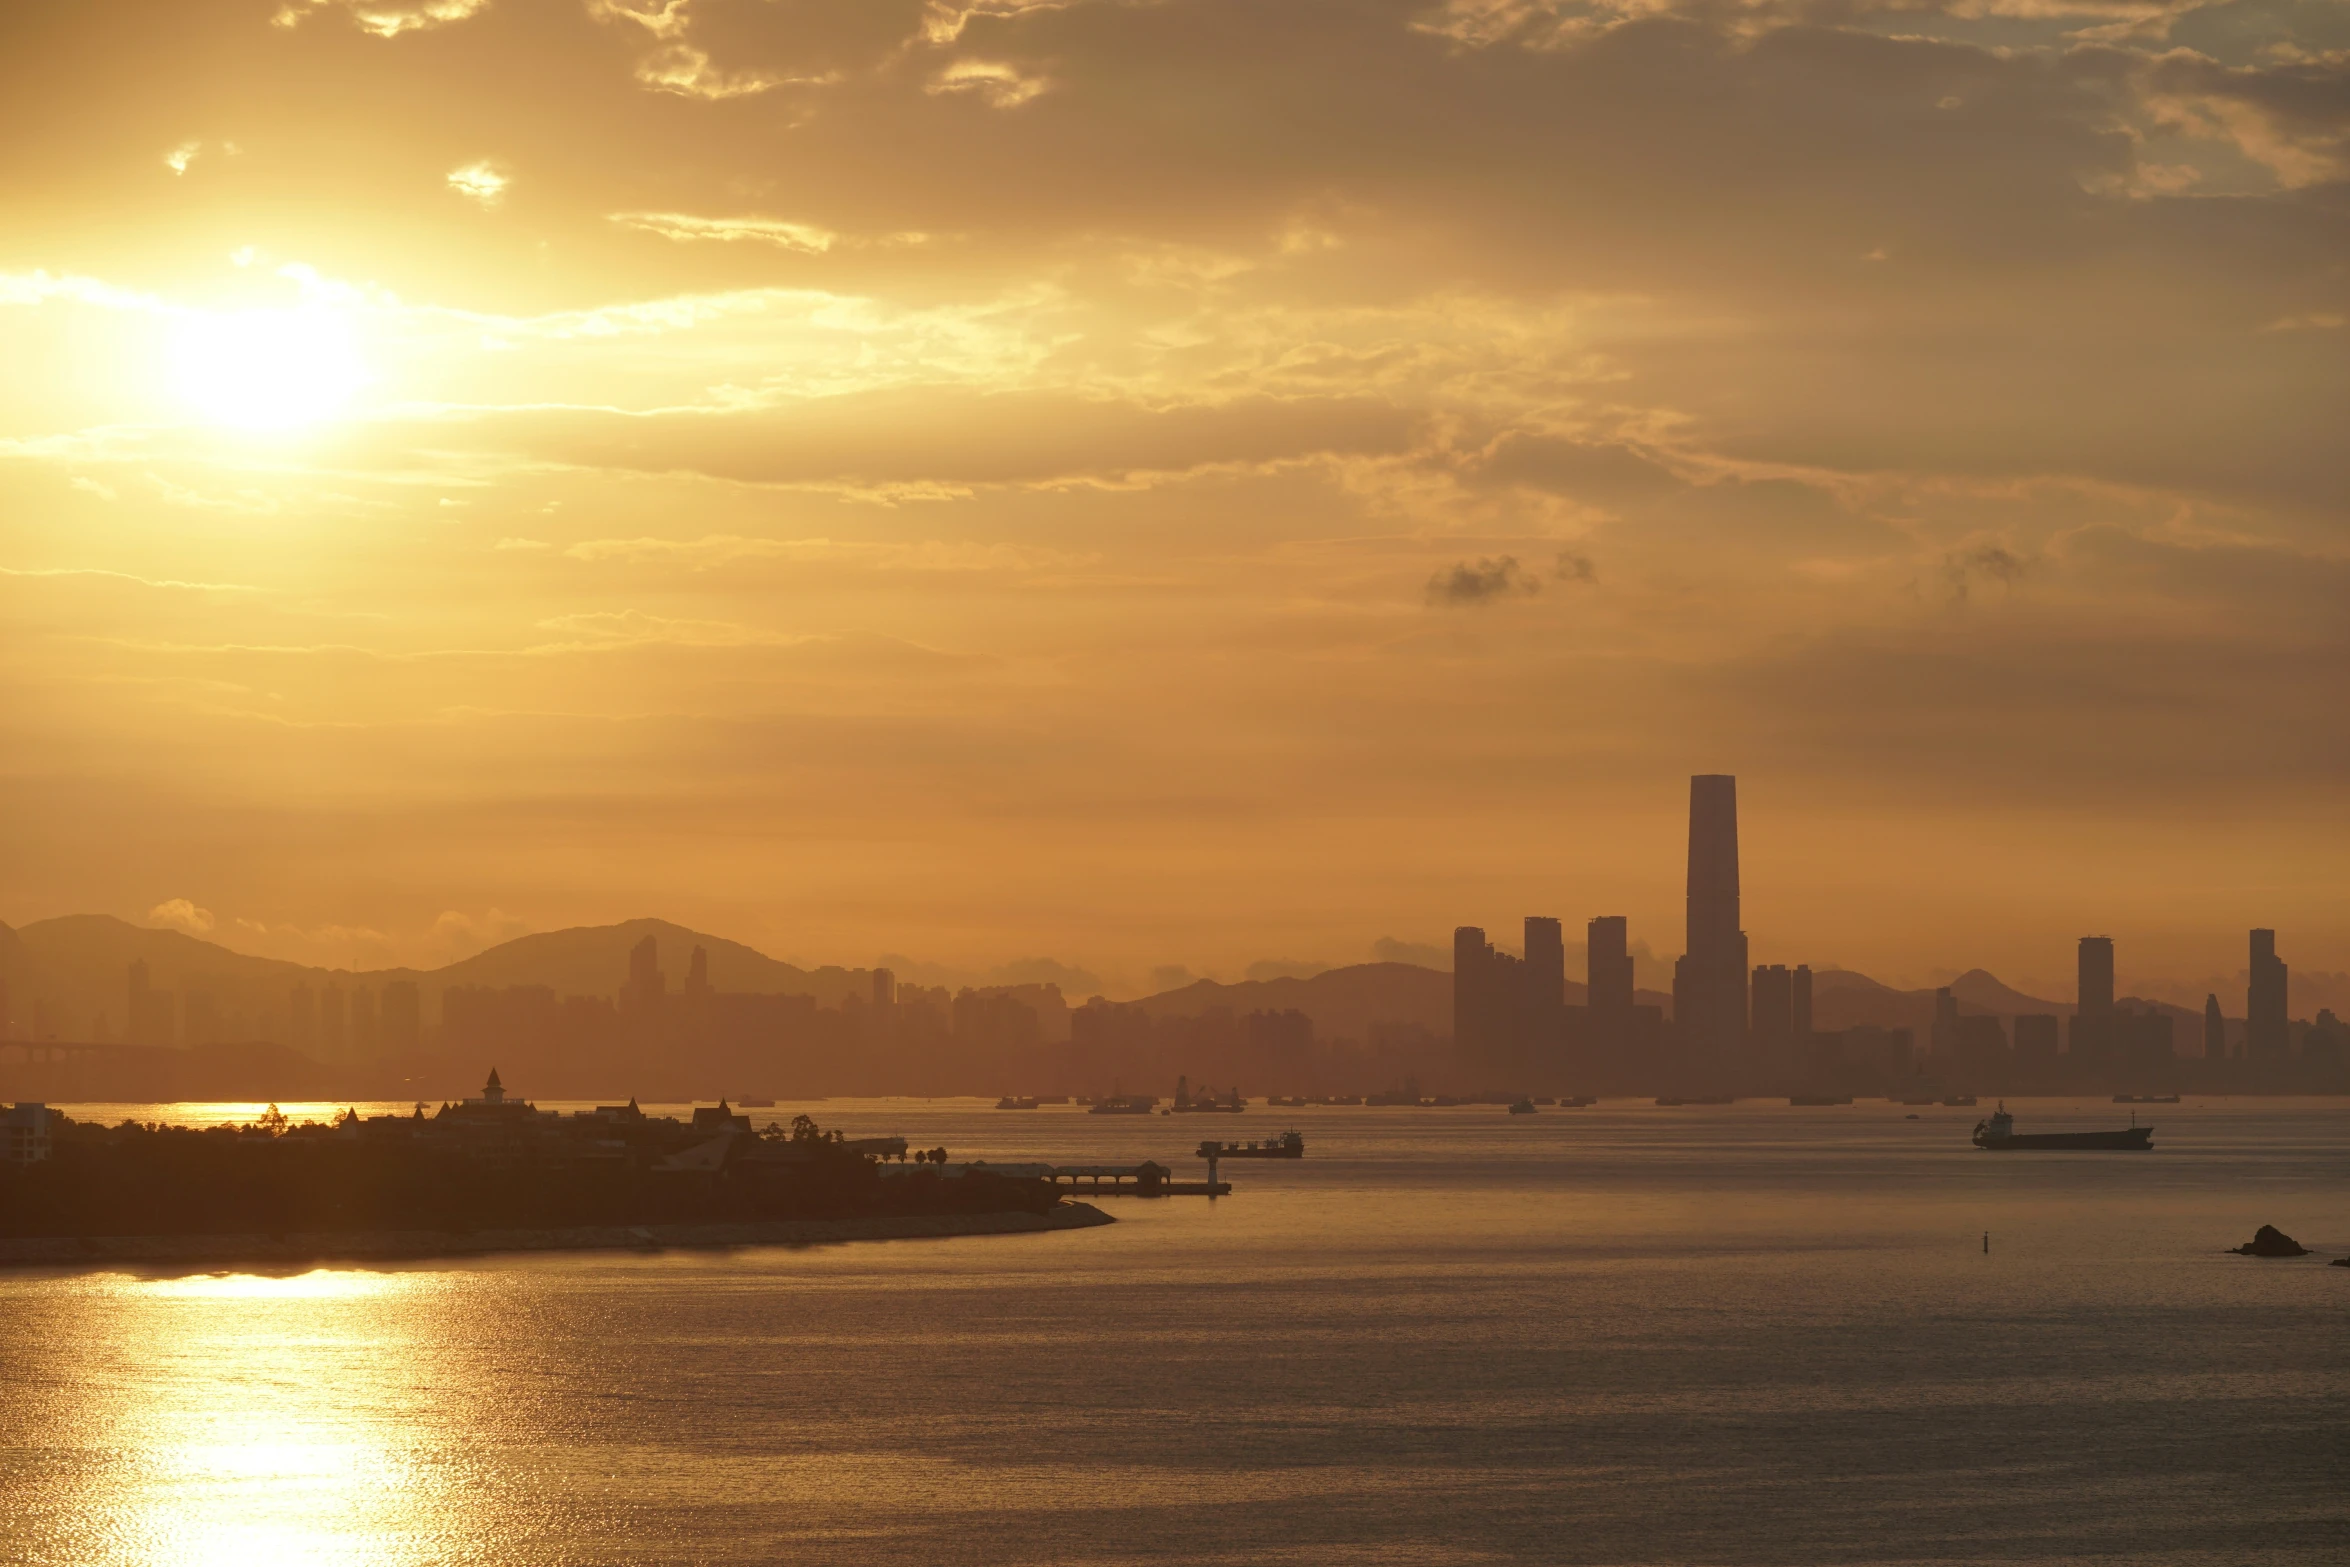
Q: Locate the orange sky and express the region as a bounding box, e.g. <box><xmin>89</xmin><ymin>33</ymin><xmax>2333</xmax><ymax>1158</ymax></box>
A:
<box><xmin>2</xmin><ymin>0</ymin><xmax>2345</xmax><ymax>1002</ymax></box>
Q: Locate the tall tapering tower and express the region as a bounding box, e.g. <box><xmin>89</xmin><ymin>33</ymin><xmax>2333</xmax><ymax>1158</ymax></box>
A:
<box><xmin>1672</xmin><ymin>774</ymin><xmax>1749</xmax><ymax>1062</ymax></box>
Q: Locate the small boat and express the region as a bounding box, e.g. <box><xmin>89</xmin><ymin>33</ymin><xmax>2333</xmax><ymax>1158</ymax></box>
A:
<box><xmin>1557</xmin><ymin>1095</ymin><xmax>1596</xmax><ymax>1107</ymax></box>
<box><xmin>995</xmin><ymin>1096</ymin><xmax>1041</xmax><ymax>1111</ymax></box>
<box><xmin>2112</xmin><ymin>1093</ymin><xmax>2181</xmax><ymax>1104</ymax></box>
<box><xmin>1507</xmin><ymin>1096</ymin><xmax>1537</xmax><ymax>1114</ymax></box>
<box><xmin>1973</xmin><ymin>1103</ymin><xmax>2152</xmax><ymax>1151</ymax></box>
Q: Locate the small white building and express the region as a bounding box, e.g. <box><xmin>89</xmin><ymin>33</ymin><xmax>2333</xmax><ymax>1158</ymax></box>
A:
<box><xmin>2</xmin><ymin>1103</ymin><xmax>52</xmax><ymax>1164</ymax></box>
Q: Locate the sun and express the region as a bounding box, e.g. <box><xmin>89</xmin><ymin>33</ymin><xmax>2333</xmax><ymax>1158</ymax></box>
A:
<box><xmin>171</xmin><ymin>307</ymin><xmax>367</xmax><ymax>430</ymax></box>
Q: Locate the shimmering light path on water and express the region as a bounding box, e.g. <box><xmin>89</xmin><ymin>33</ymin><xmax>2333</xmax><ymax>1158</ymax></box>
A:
<box><xmin>3</xmin><ymin>1099</ymin><xmax>2345</xmax><ymax>1565</ymax></box>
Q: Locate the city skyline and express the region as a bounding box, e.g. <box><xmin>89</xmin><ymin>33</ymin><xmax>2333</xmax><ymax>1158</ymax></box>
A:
<box><xmin>4</xmin><ymin>5</ymin><xmax>2347</xmax><ymax>1006</ymax></box>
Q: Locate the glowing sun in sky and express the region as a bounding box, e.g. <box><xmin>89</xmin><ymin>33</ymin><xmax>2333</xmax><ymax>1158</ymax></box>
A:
<box><xmin>171</xmin><ymin>307</ymin><xmax>367</xmax><ymax>429</ymax></box>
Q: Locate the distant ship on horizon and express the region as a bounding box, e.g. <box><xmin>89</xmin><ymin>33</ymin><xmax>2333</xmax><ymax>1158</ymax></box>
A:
<box><xmin>1972</xmin><ymin>1104</ymin><xmax>2153</xmax><ymax>1151</ymax></box>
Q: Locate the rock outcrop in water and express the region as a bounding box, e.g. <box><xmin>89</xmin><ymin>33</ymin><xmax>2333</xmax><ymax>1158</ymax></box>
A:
<box><xmin>2229</xmin><ymin>1225</ymin><xmax>2308</xmax><ymax>1257</ymax></box>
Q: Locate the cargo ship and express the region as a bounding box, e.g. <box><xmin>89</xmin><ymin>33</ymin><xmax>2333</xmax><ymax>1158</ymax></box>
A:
<box><xmin>1972</xmin><ymin>1103</ymin><xmax>2153</xmax><ymax>1151</ymax></box>
<box><xmin>1196</xmin><ymin>1131</ymin><xmax>1304</xmax><ymax>1159</ymax></box>
<box><xmin>1088</xmin><ymin>1094</ymin><xmax>1157</xmax><ymax>1116</ymax></box>
<box><xmin>995</xmin><ymin>1096</ymin><xmax>1041</xmax><ymax>1111</ymax></box>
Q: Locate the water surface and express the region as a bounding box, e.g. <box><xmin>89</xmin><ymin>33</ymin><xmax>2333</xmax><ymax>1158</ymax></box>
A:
<box><xmin>3</xmin><ymin>1098</ymin><xmax>2344</xmax><ymax>1565</ymax></box>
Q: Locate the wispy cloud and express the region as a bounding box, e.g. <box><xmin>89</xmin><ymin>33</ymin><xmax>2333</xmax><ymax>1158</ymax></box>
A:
<box><xmin>607</xmin><ymin>213</ymin><xmax>836</xmax><ymax>252</ymax></box>
<box><xmin>928</xmin><ymin>60</ymin><xmax>1050</xmax><ymax>108</ymax></box>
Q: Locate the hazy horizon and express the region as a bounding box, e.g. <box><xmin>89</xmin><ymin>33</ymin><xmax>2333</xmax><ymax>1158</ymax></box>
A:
<box><xmin>4</xmin><ymin>3</ymin><xmax>2346</xmax><ymax>1006</ymax></box>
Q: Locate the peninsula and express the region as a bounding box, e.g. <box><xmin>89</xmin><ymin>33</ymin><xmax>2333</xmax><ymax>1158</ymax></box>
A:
<box><xmin>0</xmin><ymin>1072</ymin><xmax>1111</xmax><ymax>1268</ymax></box>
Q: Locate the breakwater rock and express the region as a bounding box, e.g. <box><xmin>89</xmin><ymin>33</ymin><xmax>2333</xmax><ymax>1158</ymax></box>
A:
<box><xmin>2229</xmin><ymin>1224</ymin><xmax>2309</xmax><ymax>1257</ymax></box>
<box><xmin>0</xmin><ymin>1202</ymin><xmax>1115</xmax><ymax>1270</ymax></box>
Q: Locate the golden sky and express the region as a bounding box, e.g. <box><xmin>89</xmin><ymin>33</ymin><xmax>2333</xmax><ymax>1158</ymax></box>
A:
<box><xmin>2</xmin><ymin>0</ymin><xmax>2345</xmax><ymax>1000</ymax></box>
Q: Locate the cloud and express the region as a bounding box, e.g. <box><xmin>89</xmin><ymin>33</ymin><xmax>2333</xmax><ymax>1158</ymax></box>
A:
<box><xmin>928</xmin><ymin>59</ymin><xmax>1049</xmax><ymax>108</ymax></box>
<box><xmin>1427</xmin><ymin>556</ymin><xmax>1538</xmax><ymax>607</ymax></box>
<box><xmin>607</xmin><ymin>213</ymin><xmax>836</xmax><ymax>251</ymax></box>
<box><xmin>560</xmin><ymin>534</ymin><xmax>1095</xmax><ymax>572</ymax></box>
<box><xmin>1556</xmin><ymin>551</ymin><xmax>1597</xmax><ymax>583</ymax></box>
<box><xmin>148</xmin><ymin>898</ymin><xmax>217</xmax><ymax>936</ymax></box>
<box><xmin>271</xmin><ymin>0</ymin><xmax>491</xmax><ymax>38</ymax></box>
<box><xmin>164</xmin><ymin>141</ymin><xmax>201</xmax><ymax>176</ymax></box>
<box><xmin>530</xmin><ymin>609</ymin><xmax>802</xmax><ymax>648</ymax></box>
<box><xmin>1372</xmin><ymin>937</ymin><xmax>1450</xmax><ymax>969</ymax></box>
<box><xmin>447</xmin><ymin>162</ymin><xmax>509</xmax><ymax>207</ymax></box>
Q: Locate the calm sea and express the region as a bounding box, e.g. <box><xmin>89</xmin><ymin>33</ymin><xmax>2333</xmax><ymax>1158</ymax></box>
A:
<box><xmin>2</xmin><ymin>1097</ymin><xmax>2344</xmax><ymax>1566</ymax></box>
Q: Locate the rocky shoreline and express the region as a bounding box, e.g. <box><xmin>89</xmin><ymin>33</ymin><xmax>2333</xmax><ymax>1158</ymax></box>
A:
<box><xmin>0</xmin><ymin>1200</ymin><xmax>1115</xmax><ymax>1269</ymax></box>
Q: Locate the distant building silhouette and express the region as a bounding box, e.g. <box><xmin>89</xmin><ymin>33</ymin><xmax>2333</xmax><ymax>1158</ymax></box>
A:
<box><xmin>685</xmin><ymin>944</ymin><xmax>711</xmax><ymax>998</ymax></box>
<box><xmin>1672</xmin><ymin>774</ymin><xmax>1748</xmax><ymax>1060</ymax></box>
<box><xmin>320</xmin><ymin>981</ymin><xmax>347</xmax><ymax>1056</ymax></box>
<box><xmin>381</xmin><ymin>979</ymin><xmax>420</xmax><ymax>1056</ymax></box>
<box><xmin>350</xmin><ymin>984</ymin><xmax>378</xmax><ymax>1055</ymax></box>
<box><xmin>2203</xmin><ymin>993</ymin><xmax>2225</xmax><ymax>1060</ymax></box>
<box><xmin>1523</xmin><ymin>917</ymin><xmax>1565</xmax><ymax>1058</ymax></box>
<box><xmin>624</xmin><ymin>936</ymin><xmax>666</xmax><ymax>1016</ymax></box>
<box><xmin>2247</xmin><ymin>929</ymin><xmax>2288</xmax><ymax>1061</ymax></box>
<box><xmin>126</xmin><ymin>960</ymin><xmax>175</xmax><ymax>1047</ymax></box>
<box><xmin>872</xmin><ymin>967</ymin><xmax>896</xmax><ymax>1010</ymax></box>
<box><xmin>1453</xmin><ymin>925</ymin><xmax>1525</xmax><ymax>1079</ymax></box>
<box><xmin>2070</xmin><ymin>936</ymin><xmax>2115</xmax><ymax>1058</ymax></box>
<box><xmin>1585</xmin><ymin>915</ymin><xmax>1634</xmax><ymax>1052</ymax></box>
<box><xmin>1751</xmin><ymin>965</ymin><xmax>1795</xmax><ymax>1054</ymax></box>
<box><xmin>2013</xmin><ymin>1013</ymin><xmax>2060</xmax><ymax>1064</ymax></box>
<box><xmin>288</xmin><ymin>982</ymin><xmax>316</xmax><ymax>1052</ymax></box>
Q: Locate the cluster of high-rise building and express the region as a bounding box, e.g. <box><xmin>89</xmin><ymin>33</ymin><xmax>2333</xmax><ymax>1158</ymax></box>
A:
<box><xmin>1453</xmin><ymin>774</ymin><xmax>2344</xmax><ymax>1093</ymax></box>
<box><xmin>111</xmin><ymin>959</ymin><xmax>420</xmax><ymax>1058</ymax></box>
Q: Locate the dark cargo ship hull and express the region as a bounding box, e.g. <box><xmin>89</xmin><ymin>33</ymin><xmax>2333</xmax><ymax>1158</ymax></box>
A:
<box><xmin>1978</xmin><ymin>1128</ymin><xmax>2153</xmax><ymax>1150</ymax></box>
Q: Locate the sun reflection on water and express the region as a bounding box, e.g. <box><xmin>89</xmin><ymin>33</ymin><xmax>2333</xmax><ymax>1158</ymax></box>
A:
<box><xmin>32</xmin><ymin>1268</ymin><xmax>472</xmax><ymax>1565</ymax></box>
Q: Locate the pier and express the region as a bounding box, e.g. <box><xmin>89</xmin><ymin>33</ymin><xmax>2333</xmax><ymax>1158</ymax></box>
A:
<box><xmin>1039</xmin><ymin>1161</ymin><xmax>1229</xmax><ymax>1198</ymax></box>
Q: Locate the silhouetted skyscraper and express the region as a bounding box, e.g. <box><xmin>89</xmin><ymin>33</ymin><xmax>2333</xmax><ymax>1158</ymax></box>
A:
<box><xmin>1454</xmin><ymin>925</ymin><xmax>1535</xmax><ymax>1082</ymax></box>
<box><xmin>686</xmin><ymin>945</ymin><xmax>711</xmax><ymax>997</ymax></box>
<box><xmin>1523</xmin><ymin>917</ymin><xmax>1565</xmax><ymax>1055</ymax></box>
<box><xmin>1586</xmin><ymin>916</ymin><xmax>1634</xmax><ymax>1050</ymax></box>
<box><xmin>873</xmin><ymin>967</ymin><xmax>896</xmax><ymax>1009</ymax></box>
<box><xmin>1672</xmin><ymin>774</ymin><xmax>1748</xmax><ymax>1059</ymax></box>
<box><xmin>1791</xmin><ymin>964</ymin><xmax>1812</xmax><ymax>1039</ymax></box>
<box><xmin>624</xmin><ymin>935</ymin><xmax>666</xmax><ymax>1015</ymax></box>
<box><xmin>2203</xmin><ymin>993</ymin><xmax>2225</xmax><ymax>1060</ymax></box>
<box><xmin>2247</xmin><ymin>929</ymin><xmax>2288</xmax><ymax>1061</ymax></box>
<box><xmin>1750</xmin><ymin>965</ymin><xmax>1794</xmax><ymax>1052</ymax></box>
<box><xmin>2070</xmin><ymin>936</ymin><xmax>2116</xmax><ymax>1058</ymax></box>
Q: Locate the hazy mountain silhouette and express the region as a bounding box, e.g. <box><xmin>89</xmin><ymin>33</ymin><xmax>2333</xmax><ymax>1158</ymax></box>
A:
<box><xmin>5</xmin><ymin>914</ymin><xmax>880</xmax><ymax>1040</ymax></box>
<box><xmin>2</xmin><ymin>911</ymin><xmax>2230</xmax><ymax>1054</ymax></box>
<box><xmin>426</xmin><ymin>919</ymin><xmax>869</xmax><ymax>1007</ymax></box>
